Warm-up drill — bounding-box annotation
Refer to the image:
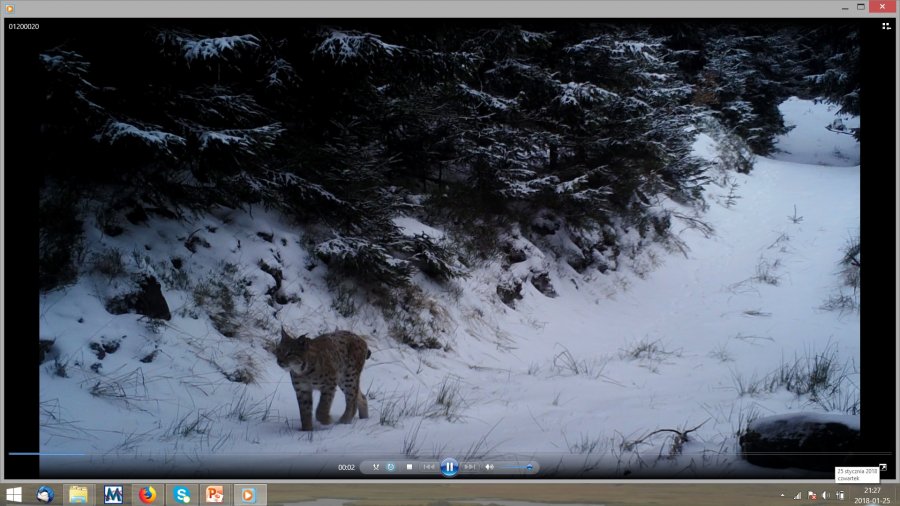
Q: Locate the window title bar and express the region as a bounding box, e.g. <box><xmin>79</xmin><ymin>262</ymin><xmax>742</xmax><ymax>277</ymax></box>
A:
<box><xmin>1</xmin><ymin>0</ymin><xmax>899</xmax><ymax>19</ymax></box>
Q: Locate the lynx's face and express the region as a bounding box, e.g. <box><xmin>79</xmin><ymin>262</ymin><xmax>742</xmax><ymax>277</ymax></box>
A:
<box><xmin>275</xmin><ymin>328</ymin><xmax>311</xmax><ymax>372</ymax></box>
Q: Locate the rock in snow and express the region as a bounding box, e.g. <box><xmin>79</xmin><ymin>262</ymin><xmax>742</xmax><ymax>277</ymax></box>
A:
<box><xmin>740</xmin><ymin>412</ymin><xmax>860</xmax><ymax>471</ymax></box>
<box><xmin>105</xmin><ymin>275</ymin><xmax>172</xmax><ymax>320</ymax></box>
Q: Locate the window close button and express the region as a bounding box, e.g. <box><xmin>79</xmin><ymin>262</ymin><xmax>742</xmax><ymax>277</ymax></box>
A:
<box><xmin>870</xmin><ymin>0</ymin><xmax>897</xmax><ymax>12</ymax></box>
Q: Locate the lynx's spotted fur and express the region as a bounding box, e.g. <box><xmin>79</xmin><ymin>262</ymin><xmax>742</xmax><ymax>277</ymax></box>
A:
<box><xmin>275</xmin><ymin>328</ymin><xmax>370</xmax><ymax>431</ymax></box>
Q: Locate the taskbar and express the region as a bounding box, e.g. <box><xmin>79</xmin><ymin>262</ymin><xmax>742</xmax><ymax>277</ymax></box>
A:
<box><xmin>0</xmin><ymin>484</ymin><xmax>267</xmax><ymax>506</ymax></box>
<box><xmin>1</xmin><ymin>482</ymin><xmax>897</xmax><ymax>506</ymax></box>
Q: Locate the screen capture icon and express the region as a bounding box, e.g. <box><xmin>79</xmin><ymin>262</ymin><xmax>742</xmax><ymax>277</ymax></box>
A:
<box><xmin>102</xmin><ymin>486</ymin><xmax>124</xmax><ymax>505</ymax></box>
<box><xmin>37</xmin><ymin>487</ymin><xmax>56</xmax><ymax>504</ymax></box>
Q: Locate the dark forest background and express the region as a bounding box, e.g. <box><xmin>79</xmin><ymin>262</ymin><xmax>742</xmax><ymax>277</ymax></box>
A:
<box><xmin>17</xmin><ymin>21</ymin><xmax>859</xmax><ymax>294</ymax></box>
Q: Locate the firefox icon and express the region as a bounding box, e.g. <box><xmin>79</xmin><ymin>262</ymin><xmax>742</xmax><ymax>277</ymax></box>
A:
<box><xmin>138</xmin><ymin>486</ymin><xmax>158</xmax><ymax>504</ymax></box>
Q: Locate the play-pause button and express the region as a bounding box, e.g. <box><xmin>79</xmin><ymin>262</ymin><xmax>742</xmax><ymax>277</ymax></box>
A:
<box><xmin>440</xmin><ymin>458</ymin><xmax>459</xmax><ymax>478</ymax></box>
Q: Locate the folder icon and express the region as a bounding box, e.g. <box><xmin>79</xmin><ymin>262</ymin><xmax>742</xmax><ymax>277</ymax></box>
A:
<box><xmin>69</xmin><ymin>486</ymin><xmax>89</xmax><ymax>504</ymax></box>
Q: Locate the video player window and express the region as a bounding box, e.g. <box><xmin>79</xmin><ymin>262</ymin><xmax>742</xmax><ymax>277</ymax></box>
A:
<box><xmin>2</xmin><ymin>13</ymin><xmax>896</xmax><ymax>482</ymax></box>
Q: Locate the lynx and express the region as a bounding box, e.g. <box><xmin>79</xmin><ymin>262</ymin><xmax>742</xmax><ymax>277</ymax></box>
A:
<box><xmin>274</xmin><ymin>328</ymin><xmax>370</xmax><ymax>431</ymax></box>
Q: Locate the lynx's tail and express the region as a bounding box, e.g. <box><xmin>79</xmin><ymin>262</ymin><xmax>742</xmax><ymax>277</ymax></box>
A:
<box><xmin>366</xmin><ymin>349</ymin><xmax>372</xmax><ymax>360</ymax></box>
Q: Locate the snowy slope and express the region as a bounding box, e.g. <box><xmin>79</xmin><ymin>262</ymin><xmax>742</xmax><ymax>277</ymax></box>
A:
<box><xmin>38</xmin><ymin>100</ymin><xmax>860</xmax><ymax>478</ymax></box>
<box><xmin>772</xmin><ymin>97</ymin><xmax>860</xmax><ymax>166</ymax></box>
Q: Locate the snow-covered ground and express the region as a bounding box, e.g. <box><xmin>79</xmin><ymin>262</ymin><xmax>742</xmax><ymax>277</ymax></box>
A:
<box><xmin>38</xmin><ymin>99</ymin><xmax>860</xmax><ymax>478</ymax></box>
<box><xmin>773</xmin><ymin>96</ymin><xmax>860</xmax><ymax>167</ymax></box>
